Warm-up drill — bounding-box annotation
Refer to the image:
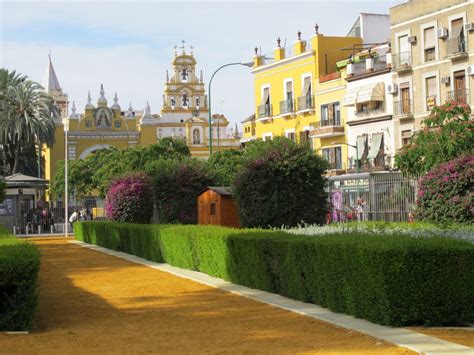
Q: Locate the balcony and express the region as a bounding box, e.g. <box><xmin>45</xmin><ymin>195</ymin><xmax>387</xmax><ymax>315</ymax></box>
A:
<box><xmin>279</xmin><ymin>98</ymin><xmax>295</xmax><ymax>116</ymax></box>
<box><xmin>393</xmin><ymin>99</ymin><xmax>414</xmax><ymax>121</ymax></box>
<box><xmin>446</xmin><ymin>36</ymin><xmax>467</xmax><ymax>61</ymax></box>
<box><xmin>447</xmin><ymin>88</ymin><xmax>470</xmax><ymax>105</ymax></box>
<box><xmin>297</xmin><ymin>95</ymin><xmax>314</xmax><ymax>112</ymax></box>
<box><xmin>257</xmin><ymin>104</ymin><xmax>273</xmax><ymax>122</ymax></box>
<box><xmin>392</xmin><ymin>52</ymin><xmax>412</xmax><ymax>73</ymax></box>
<box><xmin>425</xmin><ymin>95</ymin><xmax>437</xmax><ymax>111</ymax></box>
<box><xmin>310</xmin><ymin>119</ymin><xmax>344</xmax><ymax>138</ymax></box>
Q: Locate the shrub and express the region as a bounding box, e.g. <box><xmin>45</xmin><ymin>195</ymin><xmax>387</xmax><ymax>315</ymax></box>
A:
<box><xmin>416</xmin><ymin>155</ymin><xmax>474</xmax><ymax>224</ymax></box>
<box><xmin>234</xmin><ymin>137</ymin><xmax>329</xmax><ymax>228</ymax></box>
<box><xmin>205</xmin><ymin>150</ymin><xmax>245</xmax><ymax>186</ymax></box>
<box><xmin>75</xmin><ymin>221</ymin><xmax>474</xmax><ymax>326</ymax></box>
<box><xmin>151</xmin><ymin>158</ymin><xmax>214</xmax><ymax>224</ymax></box>
<box><xmin>0</xmin><ymin>233</ymin><xmax>40</xmax><ymax>331</ymax></box>
<box><xmin>105</xmin><ymin>173</ymin><xmax>153</xmax><ymax>224</ymax></box>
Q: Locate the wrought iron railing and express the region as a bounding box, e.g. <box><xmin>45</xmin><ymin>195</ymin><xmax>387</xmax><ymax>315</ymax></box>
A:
<box><xmin>392</xmin><ymin>51</ymin><xmax>412</xmax><ymax>70</ymax></box>
<box><xmin>393</xmin><ymin>99</ymin><xmax>413</xmax><ymax>116</ymax></box>
<box><xmin>297</xmin><ymin>95</ymin><xmax>314</xmax><ymax>110</ymax></box>
<box><xmin>447</xmin><ymin>88</ymin><xmax>469</xmax><ymax>104</ymax></box>
<box><xmin>279</xmin><ymin>99</ymin><xmax>294</xmax><ymax>114</ymax></box>
<box><xmin>314</xmin><ymin>117</ymin><xmax>342</xmax><ymax>127</ymax></box>
<box><xmin>257</xmin><ymin>104</ymin><xmax>272</xmax><ymax>118</ymax></box>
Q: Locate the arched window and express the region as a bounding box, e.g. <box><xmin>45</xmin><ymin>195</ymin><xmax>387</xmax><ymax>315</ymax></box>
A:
<box><xmin>182</xmin><ymin>93</ymin><xmax>189</xmax><ymax>107</ymax></box>
<box><xmin>193</xmin><ymin>128</ymin><xmax>200</xmax><ymax>144</ymax></box>
<box><xmin>170</xmin><ymin>97</ymin><xmax>176</xmax><ymax>107</ymax></box>
<box><xmin>181</xmin><ymin>68</ymin><xmax>188</xmax><ymax>81</ymax></box>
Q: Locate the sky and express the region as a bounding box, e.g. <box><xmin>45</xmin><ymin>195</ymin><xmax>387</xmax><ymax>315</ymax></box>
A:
<box><xmin>0</xmin><ymin>0</ymin><xmax>400</xmax><ymax>128</ymax></box>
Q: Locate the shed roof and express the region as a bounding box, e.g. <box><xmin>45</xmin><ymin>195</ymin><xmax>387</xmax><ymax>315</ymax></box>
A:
<box><xmin>198</xmin><ymin>186</ymin><xmax>234</xmax><ymax>196</ymax></box>
<box><xmin>5</xmin><ymin>173</ymin><xmax>49</xmax><ymax>188</ymax></box>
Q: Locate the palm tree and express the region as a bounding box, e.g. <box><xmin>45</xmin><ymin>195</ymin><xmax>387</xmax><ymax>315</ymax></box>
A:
<box><xmin>0</xmin><ymin>69</ymin><xmax>59</xmax><ymax>175</ymax></box>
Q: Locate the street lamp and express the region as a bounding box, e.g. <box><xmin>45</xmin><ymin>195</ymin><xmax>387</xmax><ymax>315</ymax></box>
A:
<box><xmin>331</xmin><ymin>141</ymin><xmax>359</xmax><ymax>173</ymax></box>
<box><xmin>208</xmin><ymin>61</ymin><xmax>253</xmax><ymax>155</ymax></box>
<box><xmin>64</xmin><ymin>118</ymin><xmax>69</xmax><ymax>238</ymax></box>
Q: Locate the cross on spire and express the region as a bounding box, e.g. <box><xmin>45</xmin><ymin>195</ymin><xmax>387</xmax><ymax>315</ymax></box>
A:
<box><xmin>180</xmin><ymin>40</ymin><xmax>186</xmax><ymax>54</ymax></box>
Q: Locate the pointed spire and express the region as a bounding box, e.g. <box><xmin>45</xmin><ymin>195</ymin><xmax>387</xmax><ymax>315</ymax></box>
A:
<box><xmin>166</xmin><ymin>70</ymin><xmax>169</xmax><ymax>83</ymax></box>
<box><xmin>97</xmin><ymin>83</ymin><xmax>107</xmax><ymax>106</ymax></box>
<box><xmin>140</xmin><ymin>101</ymin><xmax>154</xmax><ymax>124</ymax></box>
<box><xmin>234</xmin><ymin>123</ymin><xmax>240</xmax><ymax>137</ymax></box>
<box><xmin>200</xmin><ymin>70</ymin><xmax>203</xmax><ymax>83</ymax></box>
<box><xmin>111</xmin><ymin>92</ymin><xmax>120</xmax><ymax>110</ymax></box>
<box><xmin>127</xmin><ymin>101</ymin><xmax>134</xmax><ymax>119</ymax></box>
<box><xmin>69</xmin><ymin>101</ymin><xmax>79</xmax><ymax>119</ymax></box>
<box><xmin>42</xmin><ymin>54</ymin><xmax>62</xmax><ymax>92</ymax></box>
<box><xmin>85</xmin><ymin>91</ymin><xmax>94</xmax><ymax>109</ymax></box>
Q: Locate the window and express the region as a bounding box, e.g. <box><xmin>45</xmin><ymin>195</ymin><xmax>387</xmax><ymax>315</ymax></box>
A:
<box><xmin>170</xmin><ymin>97</ymin><xmax>176</xmax><ymax>107</ymax></box>
<box><xmin>210</xmin><ymin>203</ymin><xmax>216</xmax><ymax>216</ymax></box>
<box><xmin>259</xmin><ymin>87</ymin><xmax>271</xmax><ymax>117</ymax></box>
<box><xmin>196</xmin><ymin>97</ymin><xmax>200</xmax><ymax>108</ymax></box>
<box><xmin>287</xmin><ymin>132</ymin><xmax>295</xmax><ymax>142</ymax></box>
<box><xmin>181</xmin><ymin>68</ymin><xmax>188</xmax><ymax>81</ymax></box>
<box><xmin>182</xmin><ymin>93</ymin><xmax>189</xmax><ymax>108</ymax></box>
<box><xmin>401</xmin><ymin>130</ymin><xmax>412</xmax><ymax>147</ymax></box>
<box><xmin>397</xmin><ymin>34</ymin><xmax>410</xmax><ymax>66</ymax></box>
<box><xmin>322</xmin><ymin>147</ymin><xmax>342</xmax><ymax>170</ymax></box>
<box><xmin>114</xmin><ymin>120</ymin><xmax>121</xmax><ymax>128</ymax></box>
<box><xmin>424</xmin><ymin>26</ymin><xmax>436</xmax><ymax>62</ymax></box>
<box><xmin>193</xmin><ymin>128</ymin><xmax>200</xmax><ymax>144</ymax></box>
<box><xmin>85</xmin><ymin>120</ymin><xmax>91</xmax><ymax>128</ymax></box>
<box><xmin>425</xmin><ymin>76</ymin><xmax>437</xmax><ymax>110</ymax></box>
<box><xmin>399</xmin><ymin>83</ymin><xmax>411</xmax><ymax>114</ymax></box>
<box><xmin>299</xmin><ymin>130</ymin><xmax>310</xmax><ymax>144</ymax></box>
<box><xmin>321</xmin><ymin>102</ymin><xmax>340</xmax><ymax>126</ymax></box>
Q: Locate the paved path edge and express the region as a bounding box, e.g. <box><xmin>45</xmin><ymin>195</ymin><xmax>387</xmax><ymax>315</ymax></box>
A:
<box><xmin>70</xmin><ymin>240</ymin><xmax>474</xmax><ymax>355</ymax></box>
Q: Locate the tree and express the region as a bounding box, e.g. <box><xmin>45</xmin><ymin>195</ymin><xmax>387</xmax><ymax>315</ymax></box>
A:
<box><xmin>234</xmin><ymin>137</ymin><xmax>329</xmax><ymax>228</ymax></box>
<box><xmin>205</xmin><ymin>149</ymin><xmax>244</xmax><ymax>186</ymax></box>
<box><xmin>0</xmin><ymin>69</ymin><xmax>59</xmax><ymax>175</ymax></box>
<box><xmin>395</xmin><ymin>102</ymin><xmax>474</xmax><ymax>176</ymax></box>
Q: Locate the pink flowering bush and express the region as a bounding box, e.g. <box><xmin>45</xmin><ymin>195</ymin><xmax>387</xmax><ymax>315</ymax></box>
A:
<box><xmin>416</xmin><ymin>155</ymin><xmax>474</xmax><ymax>223</ymax></box>
<box><xmin>105</xmin><ymin>173</ymin><xmax>153</xmax><ymax>224</ymax></box>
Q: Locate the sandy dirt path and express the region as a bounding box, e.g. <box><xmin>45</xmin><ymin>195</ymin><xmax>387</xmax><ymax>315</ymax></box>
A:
<box><xmin>0</xmin><ymin>238</ymin><xmax>413</xmax><ymax>354</ymax></box>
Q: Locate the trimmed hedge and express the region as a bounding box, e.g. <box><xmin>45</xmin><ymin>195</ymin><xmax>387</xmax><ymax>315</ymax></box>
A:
<box><xmin>74</xmin><ymin>222</ymin><xmax>474</xmax><ymax>326</ymax></box>
<box><xmin>0</xmin><ymin>229</ymin><xmax>40</xmax><ymax>331</ymax></box>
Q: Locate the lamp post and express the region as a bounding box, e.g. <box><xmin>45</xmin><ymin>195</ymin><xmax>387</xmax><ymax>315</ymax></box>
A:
<box><xmin>64</xmin><ymin>118</ymin><xmax>68</xmax><ymax>238</ymax></box>
<box><xmin>208</xmin><ymin>61</ymin><xmax>253</xmax><ymax>155</ymax></box>
<box><xmin>331</xmin><ymin>141</ymin><xmax>359</xmax><ymax>173</ymax></box>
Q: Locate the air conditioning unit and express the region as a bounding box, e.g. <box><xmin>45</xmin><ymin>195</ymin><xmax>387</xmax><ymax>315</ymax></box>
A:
<box><xmin>441</xmin><ymin>76</ymin><xmax>451</xmax><ymax>85</ymax></box>
<box><xmin>465</xmin><ymin>23</ymin><xmax>474</xmax><ymax>32</ymax></box>
<box><xmin>437</xmin><ymin>27</ymin><xmax>449</xmax><ymax>39</ymax></box>
<box><xmin>408</xmin><ymin>36</ymin><xmax>417</xmax><ymax>44</ymax></box>
<box><xmin>387</xmin><ymin>83</ymin><xmax>398</xmax><ymax>95</ymax></box>
<box><xmin>467</xmin><ymin>64</ymin><xmax>474</xmax><ymax>75</ymax></box>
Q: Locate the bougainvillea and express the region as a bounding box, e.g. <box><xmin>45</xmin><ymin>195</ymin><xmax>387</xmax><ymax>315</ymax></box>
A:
<box><xmin>234</xmin><ymin>137</ymin><xmax>329</xmax><ymax>228</ymax></box>
<box><xmin>396</xmin><ymin>101</ymin><xmax>474</xmax><ymax>176</ymax></box>
<box><xmin>416</xmin><ymin>155</ymin><xmax>473</xmax><ymax>224</ymax></box>
<box><xmin>105</xmin><ymin>173</ymin><xmax>153</xmax><ymax>224</ymax></box>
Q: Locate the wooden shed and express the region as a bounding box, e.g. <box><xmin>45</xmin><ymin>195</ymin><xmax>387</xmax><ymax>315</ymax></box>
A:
<box><xmin>197</xmin><ymin>187</ymin><xmax>240</xmax><ymax>228</ymax></box>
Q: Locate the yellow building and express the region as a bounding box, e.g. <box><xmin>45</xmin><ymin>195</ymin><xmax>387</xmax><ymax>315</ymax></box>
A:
<box><xmin>43</xmin><ymin>47</ymin><xmax>241</xmax><ymax>185</ymax></box>
<box><xmin>250</xmin><ymin>26</ymin><xmax>361</xmax><ymax>170</ymax></box>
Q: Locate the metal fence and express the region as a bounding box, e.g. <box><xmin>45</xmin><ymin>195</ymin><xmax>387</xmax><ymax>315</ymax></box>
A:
<box><xmin>7</xmin><ymin>198</ymin><xmax>106</xmax><ymax>235</ymax></box>
<box><xmin>328</xmin><ymin>171</ymin><xmax>417</xmax><ymax>223</ymax></box>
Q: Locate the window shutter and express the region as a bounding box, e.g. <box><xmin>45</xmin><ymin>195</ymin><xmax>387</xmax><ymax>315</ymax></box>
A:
<box><xmin>286</xmin><ymin>81</ymin><xmax>292</xmax><ymax>93</ymax></box>
<box><xmin>424</xmin><ymin>27</ymin><xmax>435</xmax><ymax>48</ymax></box>
<box><xmin>262</xmin><ymin>88</ymin><xmax>270</xmax><ymax>104</ymax></box>
<box><xmin>302</xmin><ymin>77</ymin><xmax>311</xmax><ymax>96</ymax></box>
<box><xmin>426</xmin><ymin>76</ymin><xmax>437</xmax><ymax>97</ymax></box>
<box><xmin>452</xmin><ymin>18</ymin><xmax>464</xmax><ymax>37</ymax></box>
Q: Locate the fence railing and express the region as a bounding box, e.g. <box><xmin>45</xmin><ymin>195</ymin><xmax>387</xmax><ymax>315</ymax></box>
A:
<box><xmin>393</xmin><ymin>99</ymin><xmax>413</xmax><ymax>116</ymax></box>
<box><xmin>446</xmin><ymin>35</ymin><xmax>466</xmax><ymax>56</ymax></box>
<box><xmin>297</xmin><ymin>95</ymin><xmax>314</xmax><ymax>110</ymax></box>
<box><xmin>279</xmin><ymin>99</ymin><xmax>294</xmax><ymax>114</ymax></box>
<box><xmin>447</xmin><ymin>88</ymin><xmax>469</xmax><ymax>104</ymax></box>
<box><xmin>257</xmin><ymin>104</ymin><xmax>272</xmax><ymax>118</ymax></box>
<box><xmin>392</xmin><ymin>51</ymin><xmax>412</xmax><ymax>70</ymax></box>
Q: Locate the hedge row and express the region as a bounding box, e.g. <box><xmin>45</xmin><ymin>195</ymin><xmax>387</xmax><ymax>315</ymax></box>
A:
<box><xmin>74</xmin><ymin>222</ymin><xmax>474</xmax><ymax>326</ymax></box>
<box><xmin>0</xmin><ymin>227</ymin><xmax>40</xmax><ymax>331</ymax></box>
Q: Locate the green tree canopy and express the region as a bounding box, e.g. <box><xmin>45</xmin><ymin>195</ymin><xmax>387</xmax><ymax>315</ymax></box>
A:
<box><xmin>395</xmin><ymin>102</ymin><xmax>474</xmax><ymax>176</ymax></box>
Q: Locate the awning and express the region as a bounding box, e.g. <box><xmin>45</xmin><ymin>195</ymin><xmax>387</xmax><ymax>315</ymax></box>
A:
<box><xmin>356</xmin><ymin>136</ymin><xmax>367</xmax><ymax>160</ymax></box>
<box><xmin>356</xmin><ymin>82</ymin><xmax>385</xmax><ymax>104</ymax></box>
<box><xmin>261</xmin><ymin>88</ymin><xmax>270</xmax><ymax>105</ymax></box>
<box><xmin>342</xmin><ymin>88</ymin><xmax>358</xmax><ymax>106</ymax></box>
<box><xmin>367</xmin><ymin>133</ymin><xmax>383</xmax><ymax>159</ymax></box>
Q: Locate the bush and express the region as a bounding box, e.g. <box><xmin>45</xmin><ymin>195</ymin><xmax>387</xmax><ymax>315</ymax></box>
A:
<box><xmin>152</xmin><ymin>158</ymin><xmax>214</xmax><ymax>224</ymax></box>
<box><xmin>234</xmin><ymin>137</ymin><xmax>329</xmax><ymax>228</ymax></box>
<box><xmin>75</xmin><ymin>222</ymin><xmax>474</xmax><ymax>326</ymax></box>
<box><xmin>416</xmin><ymin>155</ymin><xmax>474</xmax><ymax>224</ymax></box>
<box><xmin>0</xmin><ymin>232</ymin><xmax>40</xmax><ymax>331</ymax></box>
<box><xmin>105</xmin><ymin>173</ymin><xmax>153</xmax><ymax>224</ymax></box>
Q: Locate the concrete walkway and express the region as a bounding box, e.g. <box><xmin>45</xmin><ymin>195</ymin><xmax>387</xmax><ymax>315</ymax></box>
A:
<box><xmin>73</xmin><ymin>240</ymin><xmax>474</xmax><ymax>355</ymax></box>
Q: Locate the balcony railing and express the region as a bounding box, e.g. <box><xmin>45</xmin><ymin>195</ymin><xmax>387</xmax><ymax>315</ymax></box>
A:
<box><xmin>426</xmin><ymin>95</ymin><xmax>437</xmax><ymax>111</ymax></box>
<box><xmin>373</xmin><ymin>54</ymin><xmax>388</xmax><ymax>71</ymax></box>
<box><xmin>311</xmin><ymin>119</ymin><xmax>344</xmax><ymax>138</ymax></box>
<box><xmin>297</xmin><ymin>95</ymin><xmax>314</xmax><ymax>111</ymax></box>
<box><xmin>446</xmin><ymin>35</ymin><xmax>467</xmax><ymax>58</ymax></box>
<box><xmin>392</xmin><ymin>52</ymin><xmax>412</xmax><ymax>72</ymax></box>
<box><xmin>279</xmin><ymin>98</ymin><xmax>294</xmax><ymax>114</ymax></box>
<box><xmin>393</xmin><ymin>99</ymin><xmax>413</xmax><ymax>118</ymax></box>
<box><xmin>447</xmin><ymin>88</ymin><xmax>470</xmax><ymax>104</ymax></box>
<box><xmin>257</xmin><ymin>104</ymin><xmax>272</xmax><ymax>119</ymax></box>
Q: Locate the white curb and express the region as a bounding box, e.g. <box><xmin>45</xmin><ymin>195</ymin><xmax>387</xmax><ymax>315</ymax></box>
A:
<box><xmin>70</xmin><ymin>240</ymin><xmax>474</xmax><ymax>355</ymax></box>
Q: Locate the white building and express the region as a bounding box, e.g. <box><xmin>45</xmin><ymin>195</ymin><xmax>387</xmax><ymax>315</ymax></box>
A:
<box><xmin>347</xmin><ymin>13</ymin><xmax>391</xmax><ymax>44</ymax></box>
